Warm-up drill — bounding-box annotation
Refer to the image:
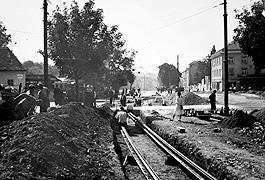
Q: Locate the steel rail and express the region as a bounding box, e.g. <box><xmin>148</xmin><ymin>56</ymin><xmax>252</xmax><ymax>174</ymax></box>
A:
<box><xmin>120</xmin><ymin>126</ymin><xmax>161</xmax><ymax>180</ymax></box>
<box><xmin>128</xmin><ymin>112</ymin><xmax>217</xmax><ymax>180</ymax></box>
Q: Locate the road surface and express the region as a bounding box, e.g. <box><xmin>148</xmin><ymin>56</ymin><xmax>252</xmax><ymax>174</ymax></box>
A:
<box><xmin>195</xmin><ymin>92</ymin><xmax>265</xmax><ymax>112</ymax></box>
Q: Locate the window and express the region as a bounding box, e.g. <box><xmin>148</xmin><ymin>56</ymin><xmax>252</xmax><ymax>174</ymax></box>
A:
<box><xmin>229</xmin><ymin>68</ymin><xmax>234</xmax><ymax>76</ymax></box>
<box><xmin>242</xmin><ymin>58</ymin><xmax>247</xmax><ymax>65</ymax></box>
<box><xmin>242</xmin><ymin>68</ymin><xmax>248</xmax><ymax>75</ymax></box>
<box><xmin>7</xmin><ymin>79</ymin><xmax>14</xmax><ymax>86</ymax></box>
<box><xmin>228</xmin><ymin>57</ymin><xmax>234</xmax><ymax>64</ymax></box>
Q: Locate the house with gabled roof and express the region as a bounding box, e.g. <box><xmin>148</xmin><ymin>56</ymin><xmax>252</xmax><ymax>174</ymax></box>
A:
<box><xmin>0</xmin><ymin>47</ymin><xmax>26</xmax><ymax>90</ymax></box>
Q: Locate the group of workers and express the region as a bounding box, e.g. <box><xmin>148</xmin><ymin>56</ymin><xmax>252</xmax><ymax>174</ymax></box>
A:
<box><xmin>14</xmin><ymin>83</ymin><xmax>50</xmax><ymax>119</ymax></box>
<box><xmin>0</xmin><ymin>83</ymin><xmax>51</xmax><ymax>121</ymax></box>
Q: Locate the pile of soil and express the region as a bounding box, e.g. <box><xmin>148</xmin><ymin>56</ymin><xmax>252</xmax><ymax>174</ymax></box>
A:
<box><xmin>0</xmin><ymin>103</ymin><xmax>123</xmax><ymax>179</ymax></box>
<box><xmin>164</xmin><ymin>92</ymin><xmax>208</xmax><ymax>106</ymax></box>
<box><xmin>220</xmin><ymin>110</ymin><xmax>256</xmax><ymax>128</ymax></box>
<box><xmin>182</xmin><ymin>92</ymin><xmax>209</xmax><ymax>105</ymax></box>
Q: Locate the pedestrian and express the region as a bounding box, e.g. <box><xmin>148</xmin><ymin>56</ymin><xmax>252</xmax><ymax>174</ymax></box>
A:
<box><xmin>83</xmin><ymin>85</ymin><xmax>94</xmax><ymax>107</ymax></box>
<box><xmin>18</xmin><ymin>83</ymin><xmax>22</xmax><ymax>94</ymax></box>
<box><xmin>209</xmin><ymin>90</ymin><xmax>217</xmax><ymax>113</ymax></box>
<box><xmin>120</xmin><ymin>92</ymin><xmax>126</xmax><ymax>106</ymax></box>
<box><xmin>37</xmin><ymin>83</ymin><xmax>50</xmax><ymax>112</ymax></box>
<box><xmin>53</xmin><ymin>86</ymin><xmax>60</xmax><ymax>106</ymax></box>
<box><xmin>172</xmin><ymin>91</ymin><xmax>184</xmax><ymax>121</ymax></box>
<box><xmin>93</xmin><ymin>87</ymin><xmax>97</xmax><ymax>107</ymax></box>
<box><xmin>109</xmin><ymin>88</ymin><xmax>114</xmax><ymax>106</ymax></box>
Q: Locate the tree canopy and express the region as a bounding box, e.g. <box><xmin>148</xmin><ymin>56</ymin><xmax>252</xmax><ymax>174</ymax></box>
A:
<box><xmin>48</xmin><ymin>0</ymin><xmax>136</xmax><ymax>99</ymax></box>
<box><xmin>157</xmin><ymin>63</ymin><xmax>181</xmax><ymax>88</ymax></box>
<box><xmin>0</xmin><ymin>22</ymin><xmax>11</xmax><ymax>47</ymax></box>
<box><xmin>22</xmin><ymin>60</ymin><xmax>60</xmax><ymax>77</ymax></box>
<box><xmin>234</xmin><ymin>1</ymin><xmax>265</xmax><ymax>74</ymax></box>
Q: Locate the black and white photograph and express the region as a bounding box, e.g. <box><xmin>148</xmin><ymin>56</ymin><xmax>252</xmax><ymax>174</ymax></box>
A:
<box><xmin>0</xmin><ymin>0</ymin><xmax>265</xmax><ymax>179</ymax></box>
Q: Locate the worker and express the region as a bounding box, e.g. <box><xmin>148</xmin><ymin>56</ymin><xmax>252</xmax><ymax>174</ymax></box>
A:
<box><xmin>109</xmin><ymin>88</ymin><xmax>114</xmax><ymax>106</ymax></box>
<box><xmin>37</xmin><ymin>83</ymin><xmax>50</xmax><ymax>112</ymax></box>
<box><xmin>209</xmin><ymin>90</ymin><xmax>217</xmax><ymax>113</ymax></box>
<box><xmin>114</xmin><ymin>107</ymin><xmax>128</xmax><ymax>130</ymax></box>
<box><xmin>84</xmin><ymin>85</ymin><xmax>94</xmax><ymax>107</ymax></box>
<box><xmin>14</xmin><ymin>84</ymin><xmax>38</xmax><ymax>120</ymax></box>
<box><xmin>120</xmin><ymin>92</ymin><xmax>126</xmax><ymax>106</ymax></box>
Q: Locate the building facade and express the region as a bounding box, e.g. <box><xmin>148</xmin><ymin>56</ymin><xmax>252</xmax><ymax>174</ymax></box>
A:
<box><xmin>181</xmin><ymin>68</ymin><xmax>189</xmax><ymax>91</ymax></box>
<box><xmin>0</xmin><ymin>47</ymin><xmax>26</xmax><ymax>90</ymax></box>
<box><xmin>210</xmin><ymin>42</ymin><xmax>255</xmax><ymax>91</ymax></box>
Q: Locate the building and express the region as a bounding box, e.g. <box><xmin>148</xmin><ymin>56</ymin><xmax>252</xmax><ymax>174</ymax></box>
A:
<box><xmin>210</xmin><ymin>41</ymin><xmax>256</xmax><ymax>91</ymax></box>
<box><xmin>0</xmin><ymin>47</ymin><xmax>26</xmax><ymax>90</ymax></box>
<box><xmin>26</xmin><ymin>74</ymin><xmax>61</xmax><ymax>87</ymax></box>
<box><xmin>181</xmin><ymin>68</ymin><xmax>189</xmax><ymax>91</ymax></box>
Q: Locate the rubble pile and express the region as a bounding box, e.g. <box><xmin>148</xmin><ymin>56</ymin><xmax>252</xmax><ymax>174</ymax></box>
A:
<box><xmin>0</xmin><ymin>103</ymin><xmax>122</xmax><ymax>179</ymax></box>
<box><xmin>220</xmin><ymin>110</ymin><xmax>256</xmax><ymax>128</ymax></box>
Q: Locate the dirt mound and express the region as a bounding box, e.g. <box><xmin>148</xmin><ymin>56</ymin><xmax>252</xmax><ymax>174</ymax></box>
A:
<box><xmin>220</xmin><ymin>110</ymin><xmax>256</xmax><ymax>128</ymax></box>
<box><xmin>164</xmin><ymin>92</ymin><xmax>208</xmax><ymax>106</ymax></box>
<box><xmin>182</xmin><ymin>92</ymin><xmax>208</xmax><ymax>105</ymax></box>
<box><xmin>251</xmin><ymin>108</ymin><xmax>265</xmax><ymax>124</ymax></box>
<box><xmin>0</xmin><ymin>103</ymin><xmax>123</xmax><ymax>179</ymax></box>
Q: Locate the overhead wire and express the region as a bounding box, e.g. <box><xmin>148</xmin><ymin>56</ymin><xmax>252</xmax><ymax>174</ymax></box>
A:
<box><xmin>148</xmin><ymin>2</ymin><xmax>224</xmax><ymax>33</ymax></box>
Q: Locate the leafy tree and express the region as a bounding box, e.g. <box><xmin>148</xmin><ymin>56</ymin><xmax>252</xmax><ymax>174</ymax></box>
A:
<box><xmin>189</xmin><ymin>61</ymin><xmax>207</xmax><ymax>85</ymax></box>
<box><xmin>0</xmin><ymin>22</ymin><xmax>11</xmax><ymax>47</ymax></box>
<box><xmin>234</xmin><ymin>1</ymin><xmax>265</xmax><ymax>74</ymax></box>
<box><xmin>48</xmin><ymin>1</ymin><xmax>120</xmax><ymax>100</ymax></box>
<box><xmin>22</xmin><ymin>60</ymin><xmax>60</xmax><ymax>77</ymax></box>
<box><xmin>158</xmin><ymin>63</ymin><xmax>181</xmax><ymax>88</ymax></box>
<box><xmin>106</xmin><ymin>50</ymin><xmax>137</xmax><ymax>91</ymax></box>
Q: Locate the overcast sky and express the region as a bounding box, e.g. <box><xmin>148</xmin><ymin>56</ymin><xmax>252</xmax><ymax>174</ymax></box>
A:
<box><xmin>0</xmin><ymin>0</ymin><xmax>259</xmax><ymax>73</ymax></box>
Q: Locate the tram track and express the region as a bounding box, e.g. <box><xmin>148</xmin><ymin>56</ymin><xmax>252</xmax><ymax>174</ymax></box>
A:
<box><xmin>120</xmin><ymin>112</ymin><xmax>217</xmax><ymax>180</ymax></box>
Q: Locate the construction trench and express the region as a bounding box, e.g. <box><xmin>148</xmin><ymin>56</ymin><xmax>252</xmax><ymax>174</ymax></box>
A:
<box><xmin>1</xmin><ymin>92</ymin><xmax>265</xmax><ymax>179</ymax></box>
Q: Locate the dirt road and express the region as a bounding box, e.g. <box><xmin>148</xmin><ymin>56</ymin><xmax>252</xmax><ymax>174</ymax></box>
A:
<box><xmin>195</xmin><ymin>92</ymin><xmax>265</xmax><ymax>112</ymax></box>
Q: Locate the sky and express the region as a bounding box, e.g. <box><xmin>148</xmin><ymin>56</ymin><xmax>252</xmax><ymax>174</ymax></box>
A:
<box><xmin>0</xmin><ymin>0</ymin><xmax>259</xmax><ymax>74</ymax></box>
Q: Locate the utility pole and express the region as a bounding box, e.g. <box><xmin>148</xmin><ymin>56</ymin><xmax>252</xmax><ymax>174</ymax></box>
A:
<box><xmin>43</xmin><ymin>0</ymin><xmax>48</xmax><ymax>87</ymax></box>
<box><xmin>223</xmin><ymin>0</ymin><xmax>229</xmax><ymax>115</ymax></box>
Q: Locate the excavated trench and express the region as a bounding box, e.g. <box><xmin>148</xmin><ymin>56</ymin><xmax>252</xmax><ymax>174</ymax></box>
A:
<box><xmin>111</xmin><ymin>109</ymin><xmax>192</xmax><ymax>180</ymax></box>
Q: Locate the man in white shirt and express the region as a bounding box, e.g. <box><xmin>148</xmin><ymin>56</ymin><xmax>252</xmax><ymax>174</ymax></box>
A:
<box><xmin>114</xmin><ymin>107</ymin><xmax>128</xmax><ymax>129</ymax></box>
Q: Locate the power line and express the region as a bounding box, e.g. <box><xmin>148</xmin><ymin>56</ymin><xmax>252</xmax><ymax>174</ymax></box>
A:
<box><xmin>145</xmin><ymin>3</ymin><xmax>224</xmax><ymax>34</ymax></box>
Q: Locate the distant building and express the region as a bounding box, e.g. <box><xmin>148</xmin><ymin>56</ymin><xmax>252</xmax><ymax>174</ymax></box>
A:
<box><xmin>210</xmin><ymin>41</ymin><xmax>258</xmax><ymax>91</ymax></box>
<box><xmin>181</xmin><ymin>68</ymin><xmax>189</xmax><ymax>91</ymax></box>
<box><xmin>0</xmin><ymin>47</ymin><xmax>26</xmax><ymax>90</ymax></box>
<box><xmin>26</xmin><ymin>74</ymin><xmax>61</xmax><ymax>87</ymax></box>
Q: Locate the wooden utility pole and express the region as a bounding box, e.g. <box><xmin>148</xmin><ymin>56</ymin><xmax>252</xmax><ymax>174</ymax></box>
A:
<box><xmin>223</xmin><ymin>0</ymin><xmax>229</xmax><ymax>115</ymax></box>
<box><xmin>43</xmin><ymin>0</ymin><xmax>48</xmax><ymax>87</ymax></box>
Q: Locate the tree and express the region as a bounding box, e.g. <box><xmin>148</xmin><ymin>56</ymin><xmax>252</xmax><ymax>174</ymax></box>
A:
<box><xmin>106</xmin><ymin>49</ymin><xmax>137</xmax><ymax>91</ymax></box>
<box><xmin>158</xmin><ymin>63</ymin><xmax>181</xmax><ymax>88</ymax></box>
<box><xmin>22</xmin><ymin>60</ymin><xmax>60</xmax><ymax>77</ymax></box>
<box><xmin>48</xmin><ymin>1</ymin><xmax>120</xmax><ymax>100</ymax></box>
<box><xmin>0</xmin><ymin>22</ymin><xmax>11</xmax><ymax>47</ymax></box>
<box><xmin>189</xmin><ymin>61</ymin><xmax>207</xmax><ymax>85</ymax></box>
<box><xmin>234</xmin><ymin>1</ymin><xmax>265</xmax><ymax>74</ymax></box>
